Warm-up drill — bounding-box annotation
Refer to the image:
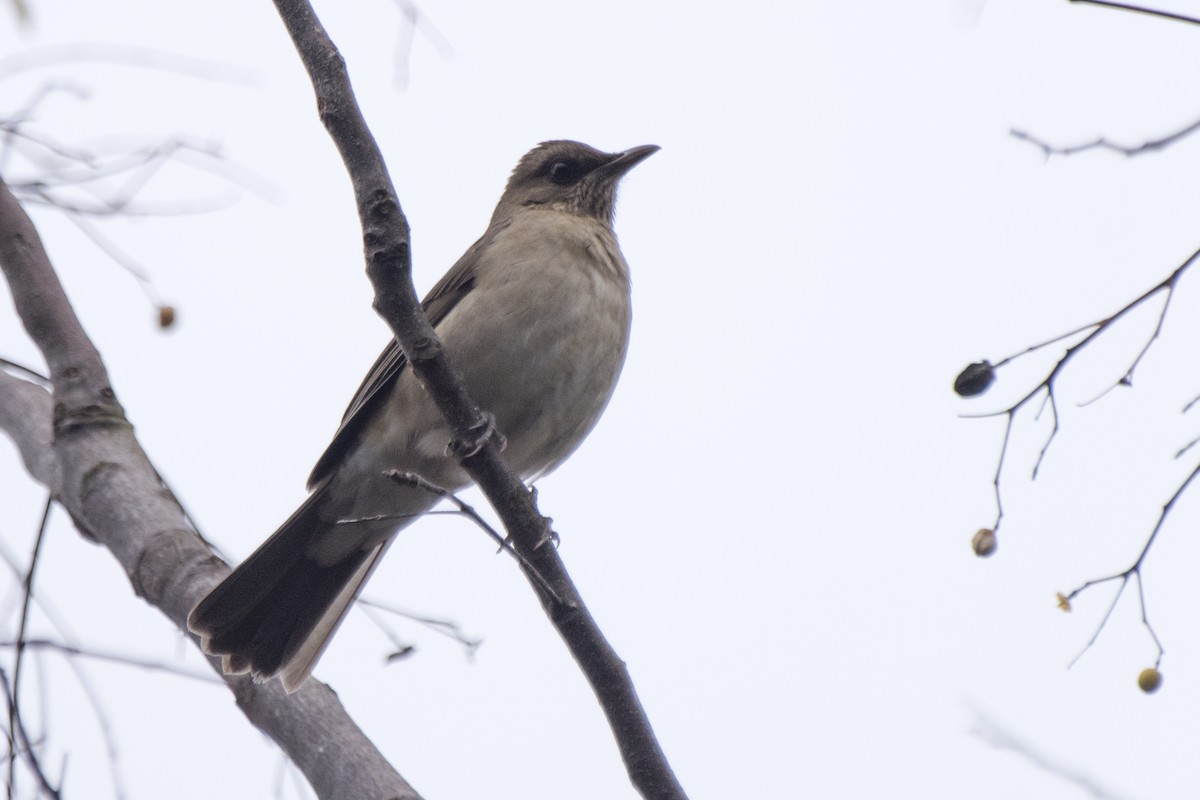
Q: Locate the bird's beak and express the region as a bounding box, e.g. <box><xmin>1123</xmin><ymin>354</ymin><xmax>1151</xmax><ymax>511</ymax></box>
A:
<box><xmin>596</xmin><ymin>144</ymin><xmax>660</xmax><ymax>180</ymax></box>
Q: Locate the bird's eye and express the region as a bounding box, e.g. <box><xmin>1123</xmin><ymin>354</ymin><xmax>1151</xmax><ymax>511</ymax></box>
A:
<box><xmin>548</xmin><ymin>159</ymin><xmax>579</xmax><ymax>185</ymax></box>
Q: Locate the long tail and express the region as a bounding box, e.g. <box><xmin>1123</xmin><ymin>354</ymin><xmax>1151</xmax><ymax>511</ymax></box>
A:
<box><xmin>187</xmin><ymin>486</ymin><xmax>390</xmax><ymax>692</ymax></box>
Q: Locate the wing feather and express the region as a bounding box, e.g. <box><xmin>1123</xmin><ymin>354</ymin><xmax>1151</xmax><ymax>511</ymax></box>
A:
<box><xmin>305</xmin><ymin>221</ymin><xmax>507</xmax><ymax>488</ymax></box>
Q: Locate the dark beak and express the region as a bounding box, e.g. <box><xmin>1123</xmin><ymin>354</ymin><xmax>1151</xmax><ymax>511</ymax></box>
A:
<box><xmin>596</xmin><ymin>144</ymin><xmax>660</xmax><ymax>180</ymax></box>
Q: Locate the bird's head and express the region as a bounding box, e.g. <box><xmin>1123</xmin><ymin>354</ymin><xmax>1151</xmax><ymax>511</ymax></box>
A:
<box><xmin>495</xmin><ymin>140</ymin><xmax>659</xmax><ymax>225</ymax></box>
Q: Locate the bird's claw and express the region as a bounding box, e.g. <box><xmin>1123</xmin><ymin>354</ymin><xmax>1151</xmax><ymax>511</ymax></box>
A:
<box><xmin>536</xmin><ymin>525</ymin><xmax>560</xmax><ymax>550</ymax></box>
<box><xmin>447</xmin><ymin>412</ymin><xmax>506</xmax><ymax>458</ymax></box>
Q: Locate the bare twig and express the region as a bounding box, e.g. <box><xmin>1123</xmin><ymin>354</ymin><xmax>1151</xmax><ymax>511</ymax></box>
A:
<box><xmin>961</xmin><ymin>246</ymin><xmax>1200</xmax><ymax>671</ymax></box>
<box><xmin>1068</xmin><ymin>0</ymin><xmax>1200</xmax><ymax>27</ymax></box>
<box><xmin>8</xmin><ymin>495</ymin><xmax>51</xmax><ymax>800</ymax></box>
<box><xmin>390</xmin><ymin>0</ymin><xmax>454</xmax><ymax>58</ymax></box>
<box><xmin>0</xmin><ymin>43</ymin><xmax>258</xmax><ymax>85</ymax></box>
<box><xmin>62</xmin><ymin>213</ymin><xmax>164</xmax><ymax>305</ymax></box>
<box><xmin>1012</xmin><ymin>116</ymin><xmax>1200</xmax><ymax>158</ymax></box>
<box><xmin>0</xmin><ymin>668</ymin><xmax>60</xmax><ymax>800</ymax></box>
<box><xmin>0</xmin><ymin>358</ymin><xmax>48</xmax><ymax>386</ymax></box>
<box><xmin>389</xmin><ymin>0</ymin><xmax>454</xmax><ymax>89</ymax></box>
<box><xmin>0</xmin><ymin>640</ymin><xmax>221</xmax><ymax>684</ymax></box>
<box><xmin>385</xmin><ymin>471</ymin><xmax>563</xmax><ymax>602</ymax></box>
<box><xmin>357</xmin><ymin>596</ymin><xmax>482</xmax><ymax>655</ymax></box>
<box><xmin>0</xmin><ymin>526</ymin><xmax>127</xmax><ymax>798</ymax></box>
<box><xmin>970</xmin><ymin>706</ymin><xmax>1132</xmax><ymax>800</ymax></box>
<box><xmin>1059</xmin><ymin>459</ymin><xmax>1198</xmax><ymax>667</ymax></box>
<box><xmin>963</xmin><ymin>245</ymin><xmax>1198</xmax><ymax>532</ymax></box>
<box><xmin>0</xmin><ymin>85</ymin><xmax>274</xmax><ymax>327</ymax></box>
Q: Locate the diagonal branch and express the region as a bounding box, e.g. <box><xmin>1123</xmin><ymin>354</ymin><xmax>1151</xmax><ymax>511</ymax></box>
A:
<box><xmin>270</xmin><ymin>2</ymin><xmax>687</xmax><ymax>798</ymax></box>
<box><xmin>0</xmin><ymin>182</ymin><xmax>420</xmax><ymax>800</ymax></box>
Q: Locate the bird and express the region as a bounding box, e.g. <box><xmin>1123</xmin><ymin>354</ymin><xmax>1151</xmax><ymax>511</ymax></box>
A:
<box><xmin>187</xmin><ymin>140</ymin><xmax>658</xmax><ymax>692</ymax></box>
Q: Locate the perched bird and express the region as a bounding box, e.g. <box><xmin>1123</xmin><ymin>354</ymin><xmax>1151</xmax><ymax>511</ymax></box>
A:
<box><xmin>188</xmin><ymin>140</ymin><xmax>657</xmax><ymax>692</ymax></box>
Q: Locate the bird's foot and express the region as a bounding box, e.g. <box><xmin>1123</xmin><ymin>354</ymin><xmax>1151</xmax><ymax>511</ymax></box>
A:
<box><xmin>447</xmin><ymin>412</ymin><xmax>506</xmax><ymax>458</ymax></box>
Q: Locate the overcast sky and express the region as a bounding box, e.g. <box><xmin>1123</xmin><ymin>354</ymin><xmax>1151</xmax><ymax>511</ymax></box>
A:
<box><xmin>3</xmin><ymin>0</ymin><xmax>1200</xmax><ymax>798</ymax></box>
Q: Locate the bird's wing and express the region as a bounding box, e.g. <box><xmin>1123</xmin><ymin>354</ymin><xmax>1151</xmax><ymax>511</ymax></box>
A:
<box><xmin>305</xmin><ymin>222</ymin><xmax>507</xmax><ymax>489</ymax></box>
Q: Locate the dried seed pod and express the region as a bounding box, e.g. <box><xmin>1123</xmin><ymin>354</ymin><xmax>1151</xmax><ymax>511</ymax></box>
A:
<box><xmin>954</xmin><ymin>361</ymin><xmax>994</xmax><ymax>397</ymax></box>
<box><xmin>1137</xmin><ymin>667</ymin><xmax>1162</xmax><ymax>694</ymax></box>
<box><xmin>971</xmin><ymin>527</ymin><xmax>997</xmax><ymax>557</ymax></box>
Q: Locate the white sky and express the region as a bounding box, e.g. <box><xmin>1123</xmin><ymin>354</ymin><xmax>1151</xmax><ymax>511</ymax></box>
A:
<box><xmin>3</xmin><ymin>0</ymin><xmax>1200</xmax><ymax>798</ymax></box>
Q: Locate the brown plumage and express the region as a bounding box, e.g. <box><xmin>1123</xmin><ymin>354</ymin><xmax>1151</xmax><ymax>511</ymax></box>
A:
<box><xmin>187</xmin><ymin>141</ymin><xmax>657</xmax><ymax>691</ymax></box>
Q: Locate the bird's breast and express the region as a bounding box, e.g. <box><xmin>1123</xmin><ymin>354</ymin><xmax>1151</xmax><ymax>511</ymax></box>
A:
<box><xmin>439</xmin><ymin>212</ymin><xmax>633</xmax><ymax>478</ymax></box>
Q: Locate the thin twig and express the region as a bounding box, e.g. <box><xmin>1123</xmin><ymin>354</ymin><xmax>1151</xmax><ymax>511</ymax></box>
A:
<box><xmin>0</xmin><ymin>43</ymin><xmax>258</xmax><ymax>85</ymax></box>
<box><xmin>963</xmin><ymin>246</ymin><xmax>1198</xmax><ymax>530</ymax></box>
<box><xmin>63</xmin><ymin>213</ymin><xmax>163</xmax><ymax>305</ymax></box>
<box><xmin>970</xmin><ymin>705</ymin><xmax>1133</xmax><ymax>800</ymax></box>
<box><xmin>357</xmin><ymin>596</ymin><xmax>481</xmax><ymax>654</ymax></box>
<box><xmin>0</xmin><ymin>534</ymin><xmax>127</xmax><ymax>797</ymax></box>
<box><xmin>9</xmin><ymin>495</ymin><xmax>51</xmax><ymax>800</ymax></box>
<box><xmin>0</xmin><ymin>640</ymin><xmax>221</xmax><ymax>685</ymax></box>
<box><xmin>1069</xmin><ymin>0</ymin><xmax>1200</xmax><ymax>27</ymax></box>
<box><xmin>0</xmin><ymin>359</ymin><xmax>48</xmax><ymax>386</ymax></box>
<box><xmin>1060</xmin><ymin>460</ymin><xmax>1199</xmax><ymax>667</ymax></box>
<box><xmin>385</xmin><ymin>471</ymin><xmax>563</xmax><ymax>602</ymax></box>
<box><xmin>1012</xmin><ymin>116</ymin><xmax>1200</xmax><ymax>159</ymax></box>
<box><xmin>0</xmin><ymin>669</ymin><xmax>59</xmax><ymax>800</ymax></box>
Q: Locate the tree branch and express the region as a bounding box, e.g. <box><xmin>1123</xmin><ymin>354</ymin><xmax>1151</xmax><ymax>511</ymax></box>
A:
<box><xmin>1069</xmin><ymin>0</ymin><xmax>1200</xmax><ymax>26</ymax></box>
<box><xmin>960</xmin><ymin>245</ymin><xmax>1197</xmax><ymax>533</ymax></box>
<box><xmin>270</xmin><ymin>2</ymin><xmax>687</xmax><ymax>797</ymax></box>
<box><xmin>1011</xmin><ymin>117</ymin><xmax>1200</xmax><ymax>158</ymax></box>
<box><xmin>0</xmin><ymin>181</ymin><xmax>421</xmax><ymax>800</ymax></box>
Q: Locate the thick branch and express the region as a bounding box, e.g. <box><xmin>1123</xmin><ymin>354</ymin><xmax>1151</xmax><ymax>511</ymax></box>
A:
<box><xmin>270</xmin><ymin>2</ymin><xmax>686</xmax><ymax>797</ymax></box>
<box><xmin>0</xmin><ymin>182</ymin><xmax>419</xmax><ymax>800</ymax></box>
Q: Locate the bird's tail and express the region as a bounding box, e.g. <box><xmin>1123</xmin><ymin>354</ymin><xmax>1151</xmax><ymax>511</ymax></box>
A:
<box><xmin>187</xmin><ymin>485</ymin><xmax>390</xmax><ymax>692</ymax></box>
